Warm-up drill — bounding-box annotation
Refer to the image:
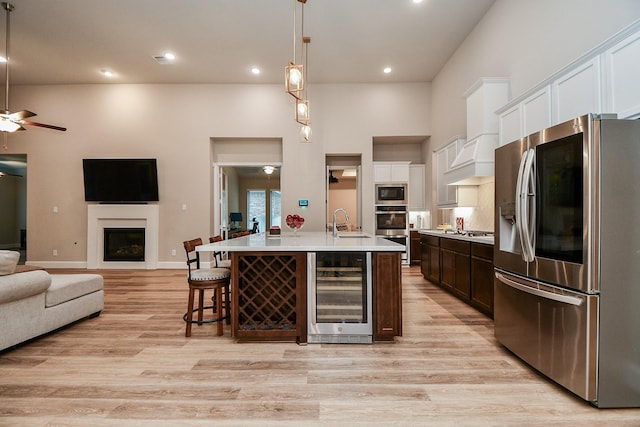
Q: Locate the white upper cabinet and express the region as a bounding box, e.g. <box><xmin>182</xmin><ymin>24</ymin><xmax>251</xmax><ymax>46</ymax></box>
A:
<box><xmin>436</xmin><ymin>138</ymin><xmax>465</xmax><ymax>207</ymax></box>
<box><xmin>498</xmin><ymin>22</ymin><xmax>640</xmax><ymax>142</ymax></box>
<box><xmin>499</xmin><ymin>86</ymin><xmax>552</xmax><ymax>147</ymax></box>
<box><xmin>604</xmin><ymin>30</ymin><xmax>640</xmax><ymax>118</ymax></box>
<box><xmin>373</xmin><ymin>162</ymin><xmax>410</xmax><ymax>183</ymax></box>
<box><xmin>553</xmin><ymin>57</ymin><xmax>602</xmax><ymax>124</ymax></box>
<box><xmin>408</xmin><ymin>164</ymin><xmax>425</xmax><ymax>211</ymax></box>
<box><xmin>523</xmin><ymin>86</ymin><xmax>552</xmax><ymax>137</ymax></box>
<box><xmin>499</xmin><ymin>104</ymin><xmax>522</xmax><ymax>147</ymax></box>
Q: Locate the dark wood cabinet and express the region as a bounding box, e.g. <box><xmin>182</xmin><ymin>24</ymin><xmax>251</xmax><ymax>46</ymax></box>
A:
<box><xmin>410</xmin><ymin>230</ymin><xmax>421</xmax><ymax>265</ymax></box>
<box><xmin>232</xmin><ymin>252</ymin><xmax>307</xmax><ymax>343</ymax></box>
<box><xmin>232</xmin><ymin>250</ymin><xmax>403</xmax><ymax>343</ymax></box>
<box><xmin>373</xmin><ymin>252</ymin><xmax>403</xmax><ymax>341</ymax></box>
<box><xmin>471</xmin><ymin>243</ymin><xmax>494</xmax><ymax>317</ymax></box>
<box><xmin>420</xmin><ymin>233</ymin><xmax>494</xmax><ymax>317</ymax></box>
<box><xmin>420</xmin><ymin>234</ymin><xmax>440</xmax><ymax>283</ymax></box>
<box><xmin>440</xmin><ymin>238</ymin><xmax>471</xmax><ymax>300</ymax></box>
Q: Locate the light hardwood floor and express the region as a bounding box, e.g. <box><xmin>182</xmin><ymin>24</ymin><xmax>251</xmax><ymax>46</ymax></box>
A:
<box><xmin>1</xmin><ymin>267</ymin><xmax>639</xmax><ymax>426</ymax></box>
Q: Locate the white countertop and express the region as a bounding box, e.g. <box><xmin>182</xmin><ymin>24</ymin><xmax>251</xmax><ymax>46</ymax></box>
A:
<box><xmin>197</xmin><ymin>231</ymin><xmax>405</xmax><ymax>252</ymax></box>
<box><xmin>418</xmin><ymin>229</ymin><xmax>494</xmax><ymax>245</ymax></box>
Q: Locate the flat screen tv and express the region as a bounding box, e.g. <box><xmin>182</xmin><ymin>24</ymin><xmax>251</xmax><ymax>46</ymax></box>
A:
<box><xmin>83</xmin><ymin>158</ymin><xmax>159</xmax><ymax>203</ymax></box>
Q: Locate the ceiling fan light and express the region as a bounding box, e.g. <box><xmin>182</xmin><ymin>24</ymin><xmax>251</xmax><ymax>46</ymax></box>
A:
<box><xmin>263</xmin><ymin>165</ymin><xmax>275</xmax><ymax>175</ymax></box>
<box><xmin>0</xmin><ymin>117</ymin><xmax>21</xmax><ymax>132</ymax></box>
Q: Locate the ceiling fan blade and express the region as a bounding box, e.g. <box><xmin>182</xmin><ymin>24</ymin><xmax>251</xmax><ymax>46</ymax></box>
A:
<box><xmin>9</xmin><ymin>110</ymin><xmax>36</xmax><ymax>120</ymax></box>
<box><xmin>21</xmin><ymin>120</ymin><xmax>67</xmax><ymax>132</ymax></box>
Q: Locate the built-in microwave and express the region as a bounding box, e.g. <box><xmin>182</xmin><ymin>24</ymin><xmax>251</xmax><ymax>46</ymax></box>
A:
<box><xmin>375</xmin><ymin>184</ymin><xmax>407</xmax><ymax>205</ymax></box>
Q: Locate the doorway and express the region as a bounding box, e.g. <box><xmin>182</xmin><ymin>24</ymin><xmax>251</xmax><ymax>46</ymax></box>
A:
<box><xmin>326</xmin><ymin>155</ymin><xmax>361</xmax><ymax>232</ymax></box>
<box><xmin>0</xmin><ymin>154</ymin><xmax>27</xmax><ymax>263</ymax></box>
<box><xmin>211</xmin><ymin>137</ymin><xmax>283</xmax><ymax>238</ymax></box>
<box><xmin>214</xmin><ymin>164</ymin><xmax>281</xmax><ymax>238</ymax></box>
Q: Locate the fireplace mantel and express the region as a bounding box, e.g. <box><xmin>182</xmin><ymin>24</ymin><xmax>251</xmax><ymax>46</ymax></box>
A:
<box><xmin>87</xmin><ymin>204</ymin><xmax>159</xmax><ymax>269</ymax></box>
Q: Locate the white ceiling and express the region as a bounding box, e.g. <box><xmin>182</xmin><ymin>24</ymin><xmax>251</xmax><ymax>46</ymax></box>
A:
<box><xmin>2</xmin><ymin>0</ymin><xmax>495</xmax><ymax>85</ymax></box>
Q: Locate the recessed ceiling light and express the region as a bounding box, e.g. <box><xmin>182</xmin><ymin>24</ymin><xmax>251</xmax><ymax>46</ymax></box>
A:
<box><xmin>100</xmin><ymin>69</ymin><xmax>115</xmax><ymax>78</ymax></box>
<box><xmin>383</xmin><ymin>67</ymin><xmax>392</xmax><ymax>74</ymax></box>
<box><xmin>251</xmin><ymin>67</ymin><xmax>261</xmax><ymax>75</ymax></box>
<box><xmin>413</xmin><ymin>0</ymin><xmax>424</xmax><ymax>3</ymax></box>
<box><xmin>152</xmin><ymin>53</ymin><xmax>176</xmax><ymax>64</ymax></box>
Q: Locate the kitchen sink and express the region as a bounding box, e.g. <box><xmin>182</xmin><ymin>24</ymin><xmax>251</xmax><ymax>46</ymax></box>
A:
<box><xmin>337</xmin><ymin>233</ymin><xmax>369</xmax><ymax>238</ymax></box>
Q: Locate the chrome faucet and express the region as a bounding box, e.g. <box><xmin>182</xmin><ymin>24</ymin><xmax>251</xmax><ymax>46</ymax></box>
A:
<box><xmin>332</xmin><ymin>208</ymin><xmax>349</xmax><ymax>238</ymax></box>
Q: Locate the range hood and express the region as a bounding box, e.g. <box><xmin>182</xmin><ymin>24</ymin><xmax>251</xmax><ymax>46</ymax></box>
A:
<box><xmin>446</xmin><ymin>78</ymin><xmax>509</xmax><ymax>186</ymax></box>
<box><xmin>445</xmin><ymin>134</ymin><xmax>498</xmax><ymax>185</ymax></box>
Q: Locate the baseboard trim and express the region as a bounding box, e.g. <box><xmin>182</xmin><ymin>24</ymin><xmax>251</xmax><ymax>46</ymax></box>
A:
<box><xmin>25</xmin><ymin>260</ymin><xmax>189</xmax><ymax>270</ymax></box>
<box><xmin>26</xmin><ymin>261</ymin><xmax>88</xmax><ymax>269</ymax></box>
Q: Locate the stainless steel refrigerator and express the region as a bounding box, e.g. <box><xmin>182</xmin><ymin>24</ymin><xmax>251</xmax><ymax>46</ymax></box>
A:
<box><xmin>494</xmin><ymin>113</ymin><xmax>640</xmax><ymax>408</ymax></box>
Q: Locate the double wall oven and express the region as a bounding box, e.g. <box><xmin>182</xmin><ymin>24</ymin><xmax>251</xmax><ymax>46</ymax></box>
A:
<box><xmin>494</xmin><ymin>114</ymin><xmax>640</xmax><ymax>408</ymax></box>
<box><xmin>375</xmin><ymin>185</ymin><xmax>408</xmax><ymax>263</ymax></box>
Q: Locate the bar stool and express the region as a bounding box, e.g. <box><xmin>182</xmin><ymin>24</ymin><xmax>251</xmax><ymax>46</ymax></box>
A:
<box><xmin>209</xmin><ymin>235</ymin><xmax>231</xmax><ymax>269</ymax></box>
<box><xmin>182</xmin><ymin>238</ymin><xmax>231</xmax><ymax>337</ymax></box>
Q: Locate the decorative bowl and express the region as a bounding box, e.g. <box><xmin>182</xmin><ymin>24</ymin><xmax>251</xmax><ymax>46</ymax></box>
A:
<box><xmin>285</xmin><ymin>214</ymin><xmax>305</xmax><ymax>233</ymax></box>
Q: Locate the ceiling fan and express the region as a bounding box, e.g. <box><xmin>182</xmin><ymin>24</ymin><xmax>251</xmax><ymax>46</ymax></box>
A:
<box><xmin>0</xmin><ymin>170</ymin><xmax>21</xmax><ymax>177</ymax></box>
<box><xmin>1</xmin><ymin>2</ymin><xmax>65</xmax><ymax>148</ymax></box>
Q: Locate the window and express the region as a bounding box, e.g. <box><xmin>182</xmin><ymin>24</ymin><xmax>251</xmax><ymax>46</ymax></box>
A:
<box><xmin>270</xmin><ymin>190</ymin><xmax>281</xmax><ymax>227</ymax></box>
<box><xmin>247</xmin><ymin>189</ymin><xmax>282</xmax><ymax>232</ymax></box>
<box><xmin>247</xmin><ymin>190</ymin><xmax>266</xmax><ymax>231</ymax></box>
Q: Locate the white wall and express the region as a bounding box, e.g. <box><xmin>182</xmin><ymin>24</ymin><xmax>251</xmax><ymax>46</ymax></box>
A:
<box><xmin>6</xmin><ymin>82</ymin><xmax>430</xmax><ymax>264</ymax></box>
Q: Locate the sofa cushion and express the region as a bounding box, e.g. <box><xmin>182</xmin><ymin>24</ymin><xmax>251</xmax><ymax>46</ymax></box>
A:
<box><xmin>0</xmin><ymin>250</ymin><xmax>20</xmax><ymax>276</ymax></box>
<box><xmin>46</xmin><ymin>274</ymin><xmax>104</xmax><ymax>308</ymax></box>
<box><xmin>0</xmin><ymin>270</ymin><xmax>52</xmax><ymax>304</ymax></box>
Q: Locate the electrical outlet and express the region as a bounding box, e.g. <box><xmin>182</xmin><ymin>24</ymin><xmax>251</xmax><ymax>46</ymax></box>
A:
<box><xmin>171</xmin><ymin>249</ymin><xmax>177</xmax><ymax>256</ymax></box>
<box><xmin>52</xmin><ymin>249</ymin><xmax>58</xmax><ymax>256</ymax></box>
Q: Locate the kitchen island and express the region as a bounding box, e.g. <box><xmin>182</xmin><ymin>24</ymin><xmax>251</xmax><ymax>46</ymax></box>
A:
<box><xmin>197</xmin><ymin>232</ymin><xmax>404</xmax><ymax>343</ymax></box>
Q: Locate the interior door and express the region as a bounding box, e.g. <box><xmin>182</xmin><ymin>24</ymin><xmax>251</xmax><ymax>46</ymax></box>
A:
<box><xmin>326</xmin><ymin>165</ymin><xmax>361</xmax><ymax>232</ymax></box>
<box><xmin>219</xmin><ymin>168</ymin><xmax>229</xmax><ymax>239</ymax></box>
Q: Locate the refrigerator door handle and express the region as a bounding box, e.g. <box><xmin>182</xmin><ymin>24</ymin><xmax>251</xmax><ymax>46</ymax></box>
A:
<box><xmin>515</xmin><ymin>150</ymin><xmax>529</xmax><ymax>261</ymax></box>
<box><xmin>520</xmin><ymin>148</ymin><xmax>536</xmax><ymax>262</ymax></box>
<box><xmin>495</xmin><ymin>272</ymin><xmax>583</xmax><ymax>306</ymax></box>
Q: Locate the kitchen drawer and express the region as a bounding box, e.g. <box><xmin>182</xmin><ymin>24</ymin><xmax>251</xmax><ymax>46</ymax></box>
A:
<box><xmin>420</xmin><ymin>234</ymin><xmax>440</xmax><ymax>247</ymax></box>
<box><xmin>441</xmin><ymin>238</ymin><xmax>470</xmax><ymax>254</ymax></box>
<box><xmin>471</xmin><ymin>242</ymin><xmax>493</xmax><ymax>260</ymax></box>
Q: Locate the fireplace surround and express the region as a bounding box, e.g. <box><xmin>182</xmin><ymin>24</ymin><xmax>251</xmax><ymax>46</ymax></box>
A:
<box><xmin>87</xmin><ymin>204</ymin><xmax>159</xmax><ymax>269</ymax></box>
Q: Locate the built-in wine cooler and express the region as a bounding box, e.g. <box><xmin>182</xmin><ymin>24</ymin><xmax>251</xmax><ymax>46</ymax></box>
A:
<box><xmin>307</xmin><ymin>252</ymin><xmax>373</xmax><ymax>344</ymax></box>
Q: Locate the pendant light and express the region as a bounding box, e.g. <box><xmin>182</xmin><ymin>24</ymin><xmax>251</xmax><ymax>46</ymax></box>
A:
<box><xmin>285</xmin><ymin>0</ymin><xmax>305</xmax><ymax>98</ymax></box>
<box><xmin>285</xmin><ymin>0</ymin><xmax>313</xmax><ymax>143</ymax></box>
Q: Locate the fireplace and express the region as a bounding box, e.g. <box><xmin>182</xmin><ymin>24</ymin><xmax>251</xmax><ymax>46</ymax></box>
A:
<box><xmin>87</xmin><ymin>204</ymin><xmax>159</xmax><ymax>269</ymax></box>
<box><xmin>104</xmin><ymin>228</ymin><xmax>145</xmax><ymax>262</ymax></box>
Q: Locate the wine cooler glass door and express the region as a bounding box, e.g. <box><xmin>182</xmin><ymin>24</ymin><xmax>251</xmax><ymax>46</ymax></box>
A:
<box><xmin>307</xmin><ymin>252</ymin><xmax>373</xmax><ymax>343</ymax></box>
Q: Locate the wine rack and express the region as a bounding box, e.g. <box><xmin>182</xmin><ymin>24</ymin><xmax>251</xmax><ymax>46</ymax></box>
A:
<box><xmin>232</xmin><ymin>252</ymin><xmax>307</xmax><ymax>342</ymax></box>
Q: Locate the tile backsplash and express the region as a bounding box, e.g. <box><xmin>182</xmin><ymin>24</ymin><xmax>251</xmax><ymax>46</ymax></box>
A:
<box><xmin>438</xmin><ymin>181</ymin><xmax>494</xmax><ymax>231</ymax></box>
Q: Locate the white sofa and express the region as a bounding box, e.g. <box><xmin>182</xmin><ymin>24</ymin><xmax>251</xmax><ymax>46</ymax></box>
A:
<box><xmin>0</xmin><ymin>255</ymin><xmax>104</xmax><ymax>352</ymax></box>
